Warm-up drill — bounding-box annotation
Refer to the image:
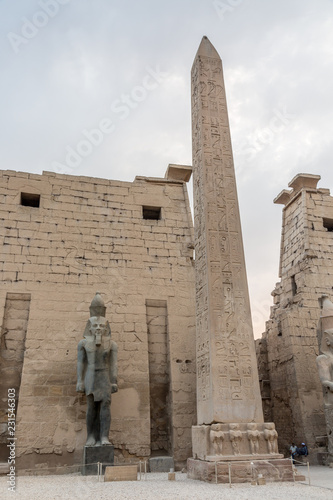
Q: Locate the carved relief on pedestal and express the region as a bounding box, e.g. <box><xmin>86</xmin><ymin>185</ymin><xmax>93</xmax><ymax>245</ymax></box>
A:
<box><xmin>192</xmin><ymin>422</ymin><xmax>282</xmax><ymax>460</ymax></box>
<box><xmin>247</xmin><ymin>423</ymin><xmax>261</xmax><ymax>454</ymax></box>
<box><xmin>229</xmin><ymin>423</ymin><xmax>243</xmax><ymax>455</ymax></box>
<box><xmin>210</xmin><ymin>424</ymin><xmax>225</xmax><ymax>455</ymax></box>
<box><xmin>264</xmin><ymin>423</ymin><xmax>278</xmax><ymax>454</ymax></box>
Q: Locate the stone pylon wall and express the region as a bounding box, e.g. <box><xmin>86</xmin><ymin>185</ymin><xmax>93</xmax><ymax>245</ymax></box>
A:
<box><xmin>0</xmin><ymin>166</ymin><xmax>196</xmax><ymax>472</ymax></box>
<box><xmin>257</xmin><ymin>174</ymin><xmax>332</xmax><ymax>461</ymax></box>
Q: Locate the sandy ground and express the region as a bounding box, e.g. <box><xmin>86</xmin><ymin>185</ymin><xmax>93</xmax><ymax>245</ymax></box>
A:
<box><xmin>1</xmin><ymin>467</ymin><xmax>332</xmax><ymax>500</ymax></box>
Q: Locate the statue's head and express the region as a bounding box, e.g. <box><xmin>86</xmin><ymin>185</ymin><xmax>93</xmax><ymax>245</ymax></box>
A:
<box><xmin>229</xmin><ymin>423</ymin><xmax>239</xmax><ymax>431</ymax></box>
<box><xmin>211</xmin><ymin>423</ymin><xmax>222</xmax><ymax>431</ymax></box>
<box><xmin>89</xmin><ymin>292</ymin><xmax>106</xmax><ymax>318</ymax></box>
<box><xmin>88</xmin><ymin>316</ymin><xmax>109</xmax><ymax>345</ymax></box>
<box><xmin>324</xmin><ymin>329</ymin><xmax>333</xmax><ymax>349</ymax></box>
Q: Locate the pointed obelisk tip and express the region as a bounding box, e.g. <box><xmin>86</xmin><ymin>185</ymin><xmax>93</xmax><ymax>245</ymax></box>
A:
<box><xmin>196</xmin><ymin>36</ymin><xmax>220</xmax><ymax>59</ymax></box>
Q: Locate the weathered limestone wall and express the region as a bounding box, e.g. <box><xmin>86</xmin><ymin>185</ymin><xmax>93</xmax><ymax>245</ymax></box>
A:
<box><xmin>257</xmin><ymin>174</ymin><xmax>332</xmax><ymax>461</ymax></box>
<box><xmin>0</xmin><ymin>166</ymin><xmax>196</xmax><ymax>472</ymax></box>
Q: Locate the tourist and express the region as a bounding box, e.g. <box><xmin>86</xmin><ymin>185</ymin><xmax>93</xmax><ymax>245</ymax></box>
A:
<box><xmin>296</xmin><ymin>442</ymin><xmax>308</xmax><ymax>457</ymax></box>
<box><xmin>289</xmin><ymin>442</ymin><xmax>297</xmax><ymax>461</ymax></box>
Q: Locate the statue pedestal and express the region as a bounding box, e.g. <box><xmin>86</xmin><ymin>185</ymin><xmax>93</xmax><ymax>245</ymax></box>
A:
<box><xmin>83</xmin><ymin>444</ymin><xmax>114</xmax><ymax>475</ymax></box>
<box><xmin>324</xmin><ymin>404</ymin><xmax>333</xmax><ymax>460</ymax></box>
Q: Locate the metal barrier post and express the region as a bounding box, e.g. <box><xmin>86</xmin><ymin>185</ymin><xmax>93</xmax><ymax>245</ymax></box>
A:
<box><xmin>228</xmin><ymin>462</ymin><xmax>232</xmax><ymax>488</ymax></box>
<box><xmin>215</xmin><ymin>461</ymin><xmax>217</xmax><ymax>484</ymax></box>
<box><xmin>144</xmin><ymin>459</ymin><xmax>147</xmax><ymax>480</ymax></box>
<box><xmin>291</xmin><ymin>458</ymin><xmax>295</xmax><ymax>483</ymax></box>
<box><xmin>307</xmin><ymin>461</ymin><xmax>310</xmax><ymax>486</ymax></box>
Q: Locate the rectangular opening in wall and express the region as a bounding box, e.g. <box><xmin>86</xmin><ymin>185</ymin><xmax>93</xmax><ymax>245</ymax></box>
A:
<box><xmin>143</xmin><ymin>206</ymin><xmax>161</xmax><ymax>220</ymax></box>
<box><xmin>277</xmin><ymin>321</ymin><xmax>283</xmax><ymax>336</ymax></box>
<box><xmin>291</xmin><ymin>275</ymin><xmax>297</xmax><ymax>296</ymax></box>
<box><xmin>146</xmin><ymin>299</ymin><xmax>171</xmax><ymax>456</ymax></box>
<box><xmin>20</xmin><ymin>192</ymin><xmax>40</xmax><ymax>207</ymax></box>
<box><xmin>323</xmin><ymin>218</ymin><xmax>333</xmax><ymax>232</ymax></box>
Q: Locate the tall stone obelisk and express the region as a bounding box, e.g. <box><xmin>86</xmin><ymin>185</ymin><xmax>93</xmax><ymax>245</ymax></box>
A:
<box><xmin>188</xmin><ymin>38</ymin><xmax>292</xmax><ymax>481</ymax></box>
<box><xmin>192</xmin><ymin>36</ymin><xmax>262</xmax><ymax>425</ymax></box>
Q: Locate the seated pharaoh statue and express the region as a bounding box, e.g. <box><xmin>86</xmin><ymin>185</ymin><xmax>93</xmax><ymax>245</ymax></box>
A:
<box><xmin>317</xmin><ymin>295</ymin><xmax>333</xmax><ymax>406</ymax></box>
<box><xmin>76</xmin><ymin>292</ymin><xmax>118</xmax><ymax>446</ymax></box>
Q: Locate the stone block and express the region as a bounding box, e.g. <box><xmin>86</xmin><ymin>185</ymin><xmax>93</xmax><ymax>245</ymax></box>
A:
<box><xmin>149</xmin><ymin>456</ymin><xmax>174</xmax><ymax>472</ymax></box>
<box><xmin>0</xmin><ymin>463</ymin><xmax>10</xmax><ymax>475</ymax></box>
<box><xmin>187</xmin><ymin>458</ymin><xmax>296</xmax><ymax>483</ymax></box>
<box><xmin>104</xmin><ymin>465</ymin><xmax>138</xmax><ymax>481</ymax></box>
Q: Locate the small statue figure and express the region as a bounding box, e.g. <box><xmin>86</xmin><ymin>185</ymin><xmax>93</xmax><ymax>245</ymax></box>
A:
<box><xmin>264</xmin><ymin>423</ymin><xmax>278</xmax><ymax>454</ymax></box>
<box><xmin>247</xmin><ymin>423</ymin><xmax>260</xmax><ymax>455</ymax></box>
<box><xmin>229</xmin><ymin>423</ymin><xmax>242</xmax><ymax>455</ymax></box>
<box><xmin>76</xmin><ymin>293</ymin><xmax>118</xmax><ymax>446</ymax></box>
<box><xmin>210</xmin><ymin>423</ymin><xmax>224</xmax><ymax>455</ymax></box>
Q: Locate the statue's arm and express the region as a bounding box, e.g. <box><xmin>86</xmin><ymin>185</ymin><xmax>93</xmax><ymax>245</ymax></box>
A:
<box><xmin>110</xmin><ymin>341</ymin><xmax>118</xmax><ymax>393</ymax></box>
<box><xmin>316</xmin><ymin>355</ymin><xmax>333</xmax><ymax>391</ymax></box>
<box><xmin>76</xmin><ymin>341</ymin><xmax>86</xmax><ymax>392</ymax></box>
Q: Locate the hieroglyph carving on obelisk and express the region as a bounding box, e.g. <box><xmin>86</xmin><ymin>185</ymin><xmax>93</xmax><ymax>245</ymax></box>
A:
<box><xmin>192</xmin><ymin>37</ymin><xmax>263</xmax><ymax>426</ymax></box>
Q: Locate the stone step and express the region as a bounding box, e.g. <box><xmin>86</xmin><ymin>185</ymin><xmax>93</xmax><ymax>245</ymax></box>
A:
<box><xmin>0</xmin><ymin>463</ymin><xmax>10</xmax><ymax>475</ymax></box>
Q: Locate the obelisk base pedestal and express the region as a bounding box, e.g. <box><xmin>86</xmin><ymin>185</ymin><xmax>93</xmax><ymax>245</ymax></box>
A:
<box><xmin>188</xmin><ymin>422</ymin><xmax>303</xmax><ymax>483</ymax></box>
<box><xmin>187</xmin><ymin>457</ymin><xmax>299</xmax><ymax>483</ymax></box>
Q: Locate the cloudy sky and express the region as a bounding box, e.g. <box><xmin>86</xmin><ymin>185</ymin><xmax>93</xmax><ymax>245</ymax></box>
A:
<box><xmin>1</xmin><ymin>0</ymin><xmax>333</xmax><ymax>337</ymax></box>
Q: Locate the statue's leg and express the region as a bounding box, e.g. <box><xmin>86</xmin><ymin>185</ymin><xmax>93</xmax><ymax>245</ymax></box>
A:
<box><xmin>86</xmin><ymin>395</ymin><xmax>97</xmax><ymax>446</ymax></box>
<box><xmin>94</xmin><ymin>402</ymin><xmax>101</xmax><ymax>444</ymax></box>
<box><xmin>100</xmin><ymin>399</ymin><xmax>111</xmax><ymax>445</ymax></box>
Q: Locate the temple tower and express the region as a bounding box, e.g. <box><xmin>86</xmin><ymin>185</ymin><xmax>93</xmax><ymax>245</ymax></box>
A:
<box><xmin>257</xmin><ymin>174</ymin><xmax>331</xmax><ymax>462</ymax></box>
